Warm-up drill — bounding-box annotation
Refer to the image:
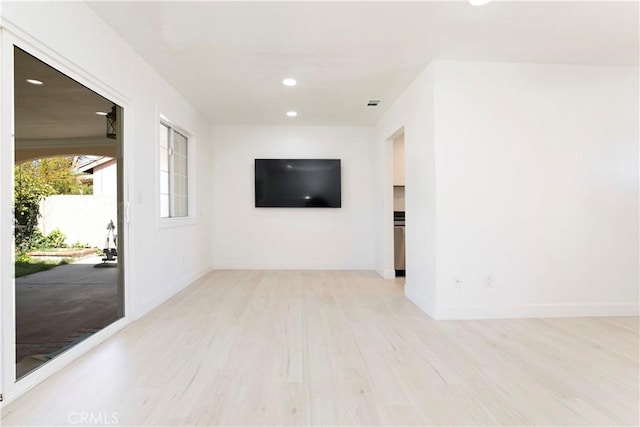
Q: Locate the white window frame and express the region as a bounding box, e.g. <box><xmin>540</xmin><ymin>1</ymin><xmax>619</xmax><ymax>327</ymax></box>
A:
<box><xmin>158</xmin><ymin>115</ymin><xmax>195</xmax><ymax>228</ymax></box>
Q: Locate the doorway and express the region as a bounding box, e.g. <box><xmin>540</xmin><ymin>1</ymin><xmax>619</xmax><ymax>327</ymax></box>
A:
<box><xmin>392</xmin><ymin>132</ymin><xmax>405</xmax><ymax>285</ymax></box>
<box><xmin>12</xmin><ymin>47</ymin><xmax>125</xmax><ymax>379</ymax></box>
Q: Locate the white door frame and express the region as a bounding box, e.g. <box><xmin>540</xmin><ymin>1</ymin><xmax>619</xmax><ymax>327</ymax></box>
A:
<box><xmin>383</xmin><ymin>126</ymin><xmax>405</xmax><ymax>279</ymax></box>
<box><xmin>0</xmin><ymin>26</ymin><xmax>134</xmax><ymax>405</ymax></box>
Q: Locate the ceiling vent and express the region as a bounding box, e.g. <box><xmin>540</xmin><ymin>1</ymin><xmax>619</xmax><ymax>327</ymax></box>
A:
<box><xmin>367</xmin><ymin>100</ymin><xmax>381</xmax><ymax>107</ymax></box>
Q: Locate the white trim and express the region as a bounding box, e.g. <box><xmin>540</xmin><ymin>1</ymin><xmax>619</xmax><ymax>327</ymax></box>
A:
<box><xmin>432</xmin><ymin>303</ymin><xmax>640</xmax><ymax>320</ymax></box>
<box><xmin>156</xmin><ymin>111</ymin><xmax>197</xmax><ymax>228</ymax></box>
<box><xmin>404</xmin><ymin>283</ymin><xmax>437</xmax><ymax>318</ymax></box>
<box><xmin>135</xmin><ymin>268</ymin><xmax>211</xmax><ymax>319</ymax></box>
<box><xmin>158</xmin><ymin>216</ymin><xmax>196</xmax><ymax>229</ymax></box>
<box><xmin>376</xmin><ymin>268</ymin><xmax>396</xmax><ymax>279</ymax></box>
<box><xmin>0</xmin><ymin>27</ymin><xmax>13</xmax><ymax>403</ymax></box>
<box><xmin>0</xmin><ymin>16</ymin><xmax>130</xmax><ymax>109</ymax></box>
<box><xmin>384</xmin><ymin>135</ymin><xmax>395</xmax><ymax>277</ymax></box>
<box><xmin>0</xmin><ymin>28</ymin><xmax>133</xmax><ymax>403</ymax></box>
<box><xmin>1</xmin><ymin>317</ymin><xmax>130</xmax><ymax>407</ymax></box>
<box><xmin>378</xmin><ymin>127</ymin><xmax>403</xmax><ymax>282</ymax></box>
<box><xmin>403</xmin><ymin>286</ymin><xmax>638</xmax><ymax>320</ymax></box>
<box><xmin>212</xmin><ymin>263</ymin><xmax>376</xmax><ymax>270</ymax></box>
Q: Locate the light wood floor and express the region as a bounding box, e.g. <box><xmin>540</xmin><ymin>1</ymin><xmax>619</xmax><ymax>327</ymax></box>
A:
<box><xmin>2</xmin><ymin>270</ymin><xmax>638</xmax><ymax>426</ymax></box>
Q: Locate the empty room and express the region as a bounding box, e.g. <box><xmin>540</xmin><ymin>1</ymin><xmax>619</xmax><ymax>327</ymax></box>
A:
<box><xmin>0</xmin><ymin>1</ymin><xmax>638</xmax><ymax>426</ymax></box>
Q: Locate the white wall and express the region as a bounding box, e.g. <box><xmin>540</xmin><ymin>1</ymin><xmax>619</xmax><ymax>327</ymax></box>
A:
<box><xmin>432</xmin><ymin>61</ymin><xmax>639</xmax><ymax>318</ymax></box>
<box><xmin>92</xmin><ymin>160</ymin><xmax>117</xmax><ymax>196</ymax></box>
<box><xmin>393</xmin><ymin>134</ymin><xmax>405</xmax><ymax>186</ymax></box>
<box><xmin>373</xmin><ymin>65</ymin><xmax>438</xmax><ymax>316</ymax></box>
<box><xmin>374</xmin><ymin>60</ymin><xmax>639</xmax><ymax>319</ymax></box>
<box><xmin>1</xmin><ymin>1</ymin><xmax>213</xmax><ymax>316</ymax></box>
<box><xmin>211</xmin><ymin>125</ymin><xmax>375</xmax><ymax>270</ymax></box>
<box><xmin>1</xmin><ymin>1</ymin><xmax>213</xmax><ymax>398</ymax></box>
<box><xmin>39</xmin><ymin>195</ymin><xmax>117</xmax><ymax>248</ymax></box>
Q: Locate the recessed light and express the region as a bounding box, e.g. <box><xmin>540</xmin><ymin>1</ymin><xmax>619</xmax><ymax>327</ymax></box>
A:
<box><xmin>95</xmin><ymin>111</ymin><xmax>108</xmax><ymax>116</ymax></box>
<box><xmin>469</xmin><ymin>0</ymin><xmax>491</xmax><ymax>6</ymax></box>
<box><xmin>286</xmin><ymin>111</ymin><xmax>298</xmax><ymax>117</ymax></box>
<box><xmin>26</xmin><ymin>79</ymin><xmax>43</xmax><ymax>85</ymax></box>
<box><xmin>282</xmin><ymin>78</ymin><xmax>297</xmax><ymax>87</ymax></box>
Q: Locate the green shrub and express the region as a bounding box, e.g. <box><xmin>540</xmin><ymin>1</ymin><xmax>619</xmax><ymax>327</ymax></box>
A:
<box><xmin>44</xmin><ymin>229</ymin><xmax>67</xmax><ymax>248</ymax></box>
<box><xmin>14</xmin><ymin>157</ymin><xmax>85</xmax><ymax>252</ymax></box>
<box><xmin>15</xmin><ymin>251</ymin><xmax>31</xmax><ymax>263</ymax></box>
<box><xmin>27</xmin><ymin>229</ymin><xmax>46</xmax><ymax>250</ymax></box>
<box><xmin>14</xmin><ymin>161</ymin><xmax>54</xmax><ymax>250</ymax></box>
<box><xmin>23</xmin><ymin>228</ymin><xmax>68</xmax><ymax>251</ymax></box>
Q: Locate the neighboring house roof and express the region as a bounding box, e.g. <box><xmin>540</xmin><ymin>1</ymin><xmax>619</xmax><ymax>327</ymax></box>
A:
<box><xmin>74</xmin><ymin>156</ymin><xmax>114</xmax><ymax>174</ymax></box>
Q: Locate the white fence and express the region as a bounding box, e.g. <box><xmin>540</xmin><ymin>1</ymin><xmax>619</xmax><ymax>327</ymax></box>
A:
<box><xmin>38</xmin><ymin>195</ymin><xmax>117</xmax><ymax>249</ymax></box>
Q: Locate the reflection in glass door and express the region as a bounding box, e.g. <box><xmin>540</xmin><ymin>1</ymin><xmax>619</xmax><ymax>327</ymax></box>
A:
<box><xmin>13</xmin><ymin>47</ymin><xmax>124</xmax><ymax>379</ymax></box>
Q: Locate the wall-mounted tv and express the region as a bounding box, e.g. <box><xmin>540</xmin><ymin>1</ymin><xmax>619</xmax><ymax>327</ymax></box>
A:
<box><xmin>255</xmin><ymin>159</ymin><xmax>341</xmax><ymax>208</ymax></box>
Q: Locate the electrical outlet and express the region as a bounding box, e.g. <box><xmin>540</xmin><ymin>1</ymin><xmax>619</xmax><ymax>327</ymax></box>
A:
<box><xmin>484</xmin><ymin>275</ymin><xmax>494</xmax><ymax>288</ymax></box>
<box><xmin>454</xmin><ymin>276</ymin><xmax>463</xmax><ymax>288</ymax></box>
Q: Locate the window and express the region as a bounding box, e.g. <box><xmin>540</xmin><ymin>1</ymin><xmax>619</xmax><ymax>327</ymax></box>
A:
<box><xmin>159</xmin><ymin>122</ymin><xmax>189</xmax><ymax>218</ymax></box>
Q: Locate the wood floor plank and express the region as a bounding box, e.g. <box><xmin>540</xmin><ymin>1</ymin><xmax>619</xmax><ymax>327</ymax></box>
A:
<box><xmin>1</xmin><ymin>270</ymin><xmax>638</xmax><ymax>426</ymax></box>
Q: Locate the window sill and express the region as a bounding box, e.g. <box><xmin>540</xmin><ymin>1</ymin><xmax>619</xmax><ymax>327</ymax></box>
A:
<box><xmin>158</xmin><ymin>216</ymin><xmax>196</xmax><ymax>229</ymax></box>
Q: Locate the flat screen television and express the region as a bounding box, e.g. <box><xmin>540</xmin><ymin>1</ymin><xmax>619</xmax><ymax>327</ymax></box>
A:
<box><xmin>255</xmin><ymin>159</ymin><xmax>341</xmax><ymax>208</ymax></box>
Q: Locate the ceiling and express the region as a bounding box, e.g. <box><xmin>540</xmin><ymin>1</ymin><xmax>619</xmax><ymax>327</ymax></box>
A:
<box><xmin>14</xmin><ymin>48</ymin><xmax>117</xmax><ymax>162</ymax></box>
<box><xmin>87</xmin><ymin>1</ymin><xmax>638</xmax><ymax>126</ymax></box>
<box><xmin>15</xmin><ymin>48</ymin><xmax>115</xmax><ymax>141</ymax></box>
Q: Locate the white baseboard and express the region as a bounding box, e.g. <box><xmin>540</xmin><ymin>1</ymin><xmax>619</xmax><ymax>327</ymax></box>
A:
<box><xmin>404</xmin><ymin>284</ymin><xmax>437</xmax><ymax>318</ymax></box>
<box><xmin>135</xmin><ymin>267</ymin><xmax>211</xmax><ymax>319</ymax></box>
<box><xmin>432</xmin><ymin>303</ymin><xmax>640</xmax><ymax>320</ymax></box>
<box><xmin>375</xmin><ymin>269</ymin><xmax>396</xmax><ymax>279</ymax></box>
<box><xmin>211</xmin><ymin>261</ymin><xmax>374</xmax><ymax>271</ymax></box>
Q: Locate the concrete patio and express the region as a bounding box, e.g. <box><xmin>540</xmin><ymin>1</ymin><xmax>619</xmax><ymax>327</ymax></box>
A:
<box><xmin>15</xmin><ymin>255</ymin><xmax>119</xmax><ymax>378</ymax></box>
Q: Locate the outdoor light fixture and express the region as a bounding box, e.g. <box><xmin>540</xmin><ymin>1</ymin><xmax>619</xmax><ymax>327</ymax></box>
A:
<box><xmin>106</xmin><ymin>105</ymin><xmax>117</xmax><ymax>139</ymax></box>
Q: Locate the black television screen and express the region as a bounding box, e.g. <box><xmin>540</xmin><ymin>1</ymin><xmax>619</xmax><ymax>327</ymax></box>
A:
<box><xmin>255</xmin><ymin>159</ymin><xmax>341</xmax><ymax>208</ymax></box>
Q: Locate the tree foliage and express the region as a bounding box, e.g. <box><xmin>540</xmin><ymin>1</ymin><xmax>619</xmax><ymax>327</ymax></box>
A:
<box><xmin>14</xmin><ymin>156</ymin><xmax>88</xmax><ymax>250</ymax></box>
<box><xmin>14</xmin><ymin>161</ymin><xmax>54</xmax><ymax>250</ymax></box>
<box><xmin>34</xmin><ymin>157</ymin><xmax>90</xmax><ymax>195</ymax></box>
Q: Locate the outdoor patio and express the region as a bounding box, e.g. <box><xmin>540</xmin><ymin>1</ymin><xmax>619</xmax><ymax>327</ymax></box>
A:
<box><xmin>15</xmin><ymin>255</ymin><xmax>118</xmax><ymax>378</ymax></box>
